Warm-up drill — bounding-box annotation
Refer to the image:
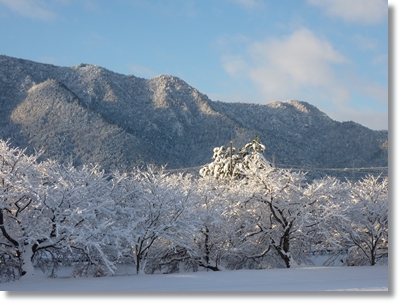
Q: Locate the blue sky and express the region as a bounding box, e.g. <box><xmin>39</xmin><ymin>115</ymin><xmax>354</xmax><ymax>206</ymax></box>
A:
<box><xmin>0</xmin><ymin>0</ymin><xmax>389</xmax><ymax>130</ymax></box>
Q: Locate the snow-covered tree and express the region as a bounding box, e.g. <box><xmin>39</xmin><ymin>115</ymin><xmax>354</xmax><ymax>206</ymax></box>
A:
<box><xmin>233</xmin><ymin>161</ymin><xmax>352</xmax><ymax>268</ymax></box>
<box><xmin>199</xmin><ymin>136</ymin><xmax>270</xmax><ymax>181</ymax></box>
<box><xmin>43</xmin><ymin>162</ymin><xmax>118</xmax><ymax>277</ymax></box>
<box><xmin>301</xmin><ymin>176</ymin><xmax>351</xmax><ymax>265</ymax></box>
<box><xmin>237</xmin><ymin>162</ymin><xmax>307</xmax><ymax>268</ymax></box>
<box><xmin>1</xmin><ymin>136</ymin><xmax>389</xmax><ymax>281</ymax></box>
<box><xmin>181</xmin><ymin>175</ymin><xmax>239</xmax><ymax>272</ymax></box>
<box><xmin>0</xmin><ymin>140</ymin><xmax>44</xmax><ymax>280</ymax></box>
<box><xmin>344</xmin><ymin>175</ymin><xmax>388</xmax><ymax>266</ymax></box>
<box><xmin>200</xmin><ymin>138</ymin><xmax>316</xmax><ymax>268</ymax></box>
<box><xmin>0</xmin><ymin>140</ymin><xmax>117</xmax><ymax>280</ymax></box>
<box><xmin>111</xmin><ymin>166</ymin><xmax>195</xmax><ymax>274</ymax></box>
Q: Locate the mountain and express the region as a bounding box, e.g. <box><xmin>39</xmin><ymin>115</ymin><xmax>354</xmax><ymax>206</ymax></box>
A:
<box><xmin>0</xmin><ymin>55</ymin><xmax>388</xmax><ymax>180</ymax></box>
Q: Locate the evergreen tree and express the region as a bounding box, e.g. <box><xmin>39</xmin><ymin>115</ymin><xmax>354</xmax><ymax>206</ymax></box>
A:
<box><xmin>199</xmin><ymin>137</ymin><xmax>270</xmax><ymax>181</ymax></box>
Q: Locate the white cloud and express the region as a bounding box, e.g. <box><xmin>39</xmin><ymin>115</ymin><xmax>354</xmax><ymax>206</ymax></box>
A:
<box><xmin>228</xmin><ymin>28</ymin><xmax>350</xmax><ymax>105</ymax></box>
<box><xmin>307</xmin><ymin>0</ymin><xmax>387</xmax><ymax>25</ymax></box>
<box><xmin>219</xmin><ymin>27</ymin><xmax>388</xmax><ymax>130</ymax></box>
<box><xmin>0</xmin><ymin>0</ymin><xmax>56</xmax><ymax>20</ymax></box>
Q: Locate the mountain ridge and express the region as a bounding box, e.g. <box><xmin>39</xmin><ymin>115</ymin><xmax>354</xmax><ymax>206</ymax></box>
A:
<box><xmin>0</xmin><ymin>55</ymin><xmax>388</xmax><ymax>180</ymax></box>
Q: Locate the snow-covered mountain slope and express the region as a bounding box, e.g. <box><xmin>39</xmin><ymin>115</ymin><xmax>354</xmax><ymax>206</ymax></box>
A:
<box><xmin>0</xmin><ymin>55</ymin><xmax>387</xmax><ymax>179</ymax></box>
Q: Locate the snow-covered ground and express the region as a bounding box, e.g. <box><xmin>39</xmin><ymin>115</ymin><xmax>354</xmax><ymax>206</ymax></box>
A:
<box><xmin>0</xmin><ymin>265</ymin><xmax>388</xmax><ymax>294</ymax></box>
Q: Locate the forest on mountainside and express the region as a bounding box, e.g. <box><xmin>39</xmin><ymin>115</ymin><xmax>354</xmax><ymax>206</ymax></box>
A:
<box><xmin>0</xmin><ymin>55</ymin><xmax>388</xmax><ymax>181</ymax></box>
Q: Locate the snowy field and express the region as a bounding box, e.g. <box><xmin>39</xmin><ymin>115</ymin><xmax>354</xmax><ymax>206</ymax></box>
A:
<box><xmin>0</xmin><ymin>265</ymin><xmax>388</xmax><ymax>293</ymax></box>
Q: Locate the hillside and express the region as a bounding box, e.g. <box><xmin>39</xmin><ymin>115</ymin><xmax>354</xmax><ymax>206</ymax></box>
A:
<box><xmin>0</xmin><ymin>55</ymin><xmax>388</xmax><ymax>180</ymax></box>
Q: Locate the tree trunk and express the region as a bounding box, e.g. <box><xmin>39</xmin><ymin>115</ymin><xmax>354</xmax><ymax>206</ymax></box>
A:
<box><xmin>19</xmin><ymin>243</ymin><xmax>35</xmax><ymax>279</ymax></box>
<box><xmin>274</xmin><ymin>245</ymin><xmax>292</xmax><ymax>268</ymax></box>
<box><xmin>135</xmin><ymin>254</ymin><xmax>141</xmax><ymax>275</ymax></box>
<box><xmin>370</xmin><ymin>247</ymin><xmax>376</xmax><ymax>266</ymax></box>
<box><xmin>272</xmin><ymin>228</ymin><xmax>296</xmax><ymax>268</ymax></box>
<box><xmin>197</xmin><ymin>226</ymin><xmax>220</xmax><ymax>271</ymax></box>
<box><xmin>204</xmin><ymin>226</ymin><xmax>210</xmax><ymax>268</ymax></box>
